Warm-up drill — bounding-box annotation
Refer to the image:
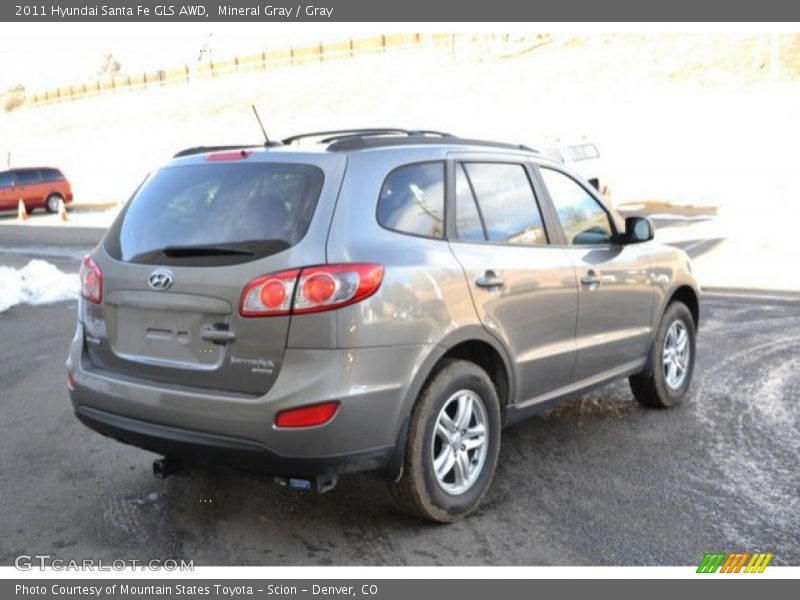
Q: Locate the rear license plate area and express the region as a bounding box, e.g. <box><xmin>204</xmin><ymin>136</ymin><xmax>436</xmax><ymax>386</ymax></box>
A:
<box><xmin>110</xmin><ymin>306</ymin><xmax>222</xmax><ymax>369</ymax></box>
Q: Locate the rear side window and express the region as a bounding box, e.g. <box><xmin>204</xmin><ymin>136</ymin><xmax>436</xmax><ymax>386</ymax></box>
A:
<box><xmin>567</xmin><ymin>144</ymin><xmax>600</xmax><ymax>162</ymax></box>
<box><xmin>0</xmin><ymin>172</ymin><xmax>13</xmax><ymax>188</ymax></box>
<box><xmin>582</xmin><ymin>144</ymin><xmax>600</xmax><ymax>159</ymax></box>
<box><xmin>15</xmin><ymin>170</ymin><xmax>41</xmax><ymax>185</ymax></box>
<box><xmin>542</xmin><ymin>147</ymin><xmax>565</xmax><ymax>162</ymax></box>
<box><xmin>108</xmin><ymin>162</ymin><xmax>324</xmax><ymax>265</ymax></box>
<box><xmin>461</xmin><ymin>162</ymin><xmax>547</xmax><ymax>246</ymax></box>
<box><xmin>377</xmin><ymin>162</ymin><xmax>445</xmax><ymax>239</ymax></box>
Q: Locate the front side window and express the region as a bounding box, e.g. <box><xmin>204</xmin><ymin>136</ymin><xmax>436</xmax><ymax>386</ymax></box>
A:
<box><xmin>0</xmin><ymin>172</ymin><xmax>13</xmax><ymax>188</ymax></box>
<box><xmin>462</xmin><ymin>162</ymin><xmax>547</xmax><ymax>246</ymax></box>
<box><xmin>109</xmin><ymin>162</ymin><xmax>325</xmax><ymax>265</ymax></box>
<box><xmin>377</xmin><ymin>162</ymin><xmax>445</xmax><ymax>239</ymax></box>
<box><xmin>540</xmin><ymin>167</ymin><xmax>614</xmax><ymax>245</ymax></box>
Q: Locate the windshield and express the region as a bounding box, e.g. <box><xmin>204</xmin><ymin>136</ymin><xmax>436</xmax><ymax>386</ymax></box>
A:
<box><xmin>108</xmin><ymin>162</ymin><xmax>324</xmax><ymax>265</ymax></box>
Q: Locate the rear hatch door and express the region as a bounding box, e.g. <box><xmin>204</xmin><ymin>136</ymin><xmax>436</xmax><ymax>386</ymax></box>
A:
<box><xmin>84</xmin><ymin>151</ymin><xmax>345</xmax><ymax>396</ymax></box>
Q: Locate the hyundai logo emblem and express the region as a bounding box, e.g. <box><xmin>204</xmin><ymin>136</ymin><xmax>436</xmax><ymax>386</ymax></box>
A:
<box><xmin>148</xmin><ymin>269</ymin><xmax>174</xmax><ymax>291</ymax></box>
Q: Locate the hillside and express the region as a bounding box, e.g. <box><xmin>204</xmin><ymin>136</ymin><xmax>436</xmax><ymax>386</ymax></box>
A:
<box><xmin>1</xmin><ymin>34</ymin><xmax>797</xmax><ymax>203</ymax></box>
<box><xmin>2</xmin><ymin>33</ymin><xmax>800</xmax><ymax>290</ymax></box>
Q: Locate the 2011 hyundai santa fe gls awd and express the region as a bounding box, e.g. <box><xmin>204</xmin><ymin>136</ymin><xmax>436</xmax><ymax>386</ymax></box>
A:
<box><xmin>67</xmin><ymin>129</ymin><xmax>699</xmax><ymax>522</ymax></box>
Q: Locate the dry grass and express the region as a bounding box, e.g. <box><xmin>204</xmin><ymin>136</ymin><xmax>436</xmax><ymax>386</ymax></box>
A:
<box><xmin>2</xmin><ymin>88</ymin><xmax>24</xmax><ymax>112</ymax></box>
<box><xmin>615</xmin><ymin>201</ymin><xmax>718</xmax><ymax>217</ymax></box>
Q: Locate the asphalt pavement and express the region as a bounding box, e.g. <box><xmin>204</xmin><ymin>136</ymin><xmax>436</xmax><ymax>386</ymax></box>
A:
<box><xmin>0</xmin><ymin>223</ymin><xmax>798</xmax><ymax>566</ymax></box>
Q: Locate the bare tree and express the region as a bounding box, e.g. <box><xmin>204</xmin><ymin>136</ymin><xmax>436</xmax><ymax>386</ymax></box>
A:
<box><xmin>96</xmin><ymin>53</ymin><xmax>121</xmax><ymax>78</ymax></box>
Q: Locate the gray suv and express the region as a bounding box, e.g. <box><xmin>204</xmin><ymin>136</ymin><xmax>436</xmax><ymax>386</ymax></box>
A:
<box><xmin>67</xmin><ymin>130</ymin><xmax>699</xmax><ymax>522</ymax></box>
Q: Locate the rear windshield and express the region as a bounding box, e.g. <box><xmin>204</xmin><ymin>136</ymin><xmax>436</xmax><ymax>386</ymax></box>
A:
<box><xmin>39</xmin><ymin>168</ymin><xmax>65</xmax><ymax>182</ymax></box>
<box><xmin>106</xmin><ymin>162</ymin><xmax>324</xmax><ymax>266</ymax></box>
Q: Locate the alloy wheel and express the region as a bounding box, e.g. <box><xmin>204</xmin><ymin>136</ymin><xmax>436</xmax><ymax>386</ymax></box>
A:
<box><xmin>431</xmin><ymin>389</ymin><xmax>489</xmax><ymax>495</ymax></box>
<box><xmin>663</xmin><ymin>319</ymin><xmax>690</xmax><ymax>389</ymax></box>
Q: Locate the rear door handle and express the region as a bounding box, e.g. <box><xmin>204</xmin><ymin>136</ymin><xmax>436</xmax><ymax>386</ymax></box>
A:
<box><xmin>200</xmin><ymin>327</ymin><xmax>236</xmax><ymax>345</ymax></box>
<box><xmin>580</xmin><ymin>270</ymin><xmax>601</xmax><ymax>286</ymax></box>
<box><xmin>475</xmin><ymin>271</ymin><xmax>505</xmax><ymax>289</ymax></box>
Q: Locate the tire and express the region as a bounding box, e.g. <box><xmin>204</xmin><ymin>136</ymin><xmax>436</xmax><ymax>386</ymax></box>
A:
<box><xmin>388</xmin><ymin>359</ymin><xmax>501</xmax><ymax>523</ymax></box>
<box><xmin>45</xmin><ymin>193</ymin><xmax>63</xmax><ymax>213</ymax></box>
<box><xmin>629</xmin><ymin>301</ymin><xmax>696</xmax><ymax>408</ymax></box>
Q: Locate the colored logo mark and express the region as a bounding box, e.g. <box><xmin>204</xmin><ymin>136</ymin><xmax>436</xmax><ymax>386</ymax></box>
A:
<box><xmin>697</xmin><ymin>552</ymin><xmax>773</xmax><ymax>573</ymax></box>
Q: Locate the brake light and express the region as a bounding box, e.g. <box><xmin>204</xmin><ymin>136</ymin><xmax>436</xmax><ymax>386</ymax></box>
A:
<box><xmin>239</xmin><ymin>264</ymin><xmax>383</xmax><ymax>317</ymax></box>
<box><xmin>301</xmin><ymin>272</ymin><xmax>336</xmax><ymax>305</ymax></box>
<box><xmin>240</xmin><ymin>269</ymin><xmax>299</xmax><ymax>316</ymax></box>
<box><xmin>260</xmin><ymin>279</ymin><xmax>288</xmax><ymax>308</ymax></box>
<box><xmin>275</xmin><ymin>401</ymin><xmax>340</xmax><ymax>428</ymax></box>
<box><xmin>206</xmin><ymin>150</ymin><xmax>252</xmax><ymax>161</ymax></box>
<box><xmin>79</xmin><ymin>256</ymin><xmax>103</xmax><ymax>304</ymax></box>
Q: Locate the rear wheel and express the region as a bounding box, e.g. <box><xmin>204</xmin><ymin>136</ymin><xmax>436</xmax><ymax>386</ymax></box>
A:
<box><xmin>45</xmin><ymin>193</ymin><xmax>63</xmax><ymax>213</ymax></box>
<box><xmin>388</xmin><ymin>360</ymin><xmax>501</xmax><ymax>523</ymax></box>
<box><xmin>629</xmin><ymin>301</ymin><xmax>696</xmax><ymax>408</ymax></box>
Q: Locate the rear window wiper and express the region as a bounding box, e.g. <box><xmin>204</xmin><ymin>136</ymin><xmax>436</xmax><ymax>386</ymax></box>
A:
<box><xmin>162</xmin><ymin>244</ymin><xmax>255</xmax><ymax>257</ymax></box>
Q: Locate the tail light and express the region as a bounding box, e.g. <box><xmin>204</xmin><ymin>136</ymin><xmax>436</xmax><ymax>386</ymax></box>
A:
<box><xmin>240</xmin><ymin>264</ymin><xmax>383</xmax><ymax>317</ymax></box>
<box><xmin>79</xmin><ymin>256</ymin><xmax>103</xmax><ymax>304</ymax></box>
<box><xmin>275</xmin><ymin>401</ymin><xmax>340</xmax><ymax>428</ymax></box>
<box><xmin>240</xmin><ymin>269</ymin><xmax>299</xmax><ymax>316</ymax></box>
<box><xmin>294</xmin><ymin>264</ymin><xmax>383</xmax><ymax>314</ymax></box>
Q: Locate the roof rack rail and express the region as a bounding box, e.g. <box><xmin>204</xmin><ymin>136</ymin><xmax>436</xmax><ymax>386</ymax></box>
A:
<box><xmin>172</xmin><ymin>133</ymin><xmax>537</xmax><ymax>157</ymax></box>
<box><xmin>282</xmin><ymin>129</ymin><xmax>453</xmax><ymax>146</ymax></box>
<box><xmin>173</xmin><ymin>143</ymin><xmax>276</xmax><ymax>159</ymax></box>
<box><xmin>327</xmin><ymin>135</ymin><xmax>537</xmax><ymax>153</ymax></box>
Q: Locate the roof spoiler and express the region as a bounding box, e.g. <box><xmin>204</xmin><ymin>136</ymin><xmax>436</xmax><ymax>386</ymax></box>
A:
<box><xmin>172</xmin><ymin>144</ymin><xmax>278</xmax><ymax>159</ymax></box>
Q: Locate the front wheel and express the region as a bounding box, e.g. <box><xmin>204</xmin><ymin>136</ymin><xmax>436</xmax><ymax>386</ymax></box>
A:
<box><xmin>629</xmin><ymin>301</ymin><xmax>696</xmax><ymax>408</ymax></box>
<box><xmin>388</xmin><ymin>360</ymin><xmax>501</xmax><ymax>523</ymax></box>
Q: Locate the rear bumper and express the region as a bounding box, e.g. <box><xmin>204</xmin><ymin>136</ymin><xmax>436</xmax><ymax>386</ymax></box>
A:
<box><xmin>75</xmin><ymin>405</ymin><xmax>395</xmax><ymax>478</ymax></box>
<box><xmin>67</xmin><ymin>322</ymin><xmax>436</xmax><ymax>476</ymax></box>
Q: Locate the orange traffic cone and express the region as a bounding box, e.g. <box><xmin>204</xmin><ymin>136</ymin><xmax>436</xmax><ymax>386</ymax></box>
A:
<box><xmin>17</xmin><ymin>199</ymin><xmax>28</xmax><ymax>221</ymax></box>
<box><xmin>58</xmin><ymin>198</ymin><xmax>68</xmax><ymax>222</ymax></box>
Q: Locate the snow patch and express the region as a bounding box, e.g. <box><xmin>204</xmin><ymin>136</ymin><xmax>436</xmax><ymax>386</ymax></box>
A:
<box><xmin>0</xmin><ymin>260</ymin><xmax>80</xmax><ymax>312</ymax></box>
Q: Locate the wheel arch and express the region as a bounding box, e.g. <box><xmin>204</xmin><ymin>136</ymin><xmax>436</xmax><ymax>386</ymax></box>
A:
<box><xmin>667</xmin><ymin>284</ymin><xmax>700</xmax><ymax>328</ymax></box>
<box><xmin>635</xmin><ymin>283</ymin><xmax>699</xmax><ymax>383</ymax></box>
<box><xmin>403</xmin><ymin>327</ymin><xmax>514</xmax><ymax>415</ymax></box>
<box><xmin>438</xmin><ymin>339</ymin><xmax>511</xmax><ymax>410</ymax></box>
<box><xmin>385</xmin><ymin>327</ymin><xmax>514</xmax><ymax>480</ymax></box>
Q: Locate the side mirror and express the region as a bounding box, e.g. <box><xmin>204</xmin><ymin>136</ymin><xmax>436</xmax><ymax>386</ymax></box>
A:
<box><xmin>624</xmin><ymin>216</ymin><xmax>654</xmax><ymax>243</ymax></box>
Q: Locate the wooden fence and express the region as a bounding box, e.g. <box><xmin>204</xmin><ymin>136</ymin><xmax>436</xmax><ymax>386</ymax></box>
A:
<box><xmin>22</xmin><ymin>34</ymin><xmax>545</xmax><ymax>108</ymax></box>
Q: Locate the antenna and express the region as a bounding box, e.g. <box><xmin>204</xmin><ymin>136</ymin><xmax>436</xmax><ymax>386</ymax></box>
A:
<box><xmin>251</xmin><ymin>105</ymin><xmax>271</xmax><ymax>146</ymax></box>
